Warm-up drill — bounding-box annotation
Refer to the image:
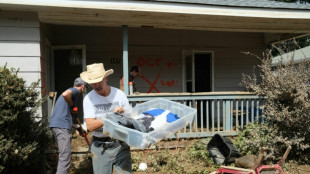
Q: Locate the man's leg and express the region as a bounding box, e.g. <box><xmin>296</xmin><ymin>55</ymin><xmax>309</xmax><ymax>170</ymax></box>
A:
<box><xmin>114</xmin><ymin>143</ymin><xmax>132</xmax><ymax>174</ymax></box>
<box><xmin>91</xmin><ymin>141</ymin><xmax>114</xmax><ymax>174</ymax></box>
<box><xmin>52</xmin><ymin>128</ymin><xmax>72</xmax><ymax>174</ymax></box>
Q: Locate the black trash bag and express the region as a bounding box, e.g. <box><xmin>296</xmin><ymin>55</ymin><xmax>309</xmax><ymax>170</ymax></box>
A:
<box><xmin>207</xmin><ymin>134</ymin><xmax>241</xmax><ymax>164</ymax></box>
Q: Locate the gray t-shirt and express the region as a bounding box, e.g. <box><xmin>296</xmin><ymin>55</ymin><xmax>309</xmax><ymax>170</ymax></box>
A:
<box><xmin>49</xmin><ymin>87</ymin><xmax>79</xmax><ymax>130</ymax></box>
<box><xmin>83</xmin><ymin>87</ymin><xmax>132</xmax><ymax>138</ymax></box>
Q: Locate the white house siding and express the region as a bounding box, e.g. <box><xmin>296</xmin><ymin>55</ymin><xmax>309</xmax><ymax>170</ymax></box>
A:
<box><xmin>0</xmin><ymin>10</ymin><xmax>41</xmax><ymax>87</ymax></box>
<box><xmin>0</xmin><ymin>10</ymin><xmax>43</xmax><ymax>119</ymax></box>
<box><xmin>50</xmin><ymin>25</ymin><xmax>264</xmax><ymax>93</ymax></box>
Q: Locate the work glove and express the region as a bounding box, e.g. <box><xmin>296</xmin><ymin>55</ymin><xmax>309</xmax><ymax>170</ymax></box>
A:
<box><xmin>76</xmin><ymin>127</ymin><xmax>87</xmax><ymax>136</ymax></box>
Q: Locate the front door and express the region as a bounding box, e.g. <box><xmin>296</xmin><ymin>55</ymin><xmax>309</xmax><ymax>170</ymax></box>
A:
<box><xmin>194</xmin><ymin>53</ymin><xmax>212</xmax><ymax>92</ymax></box>
<box><xmin>183</xmin><ymin>51</ymin><xmax>213</xmax><ymax>92</ymax></box>
<box><xmin>183</xmin><ymin>50</ymin><xmax>213</xmax><ymax>131</ymax></box>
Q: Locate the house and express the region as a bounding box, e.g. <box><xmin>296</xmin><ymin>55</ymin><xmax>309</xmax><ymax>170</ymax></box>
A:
<box><xmin>272</xmin><ymin>45</ymin><xmax>310</xmax><ymax>66</ymax></box>
<box><xmin>0</xmin><ymin>0</ymin><xmax>310</xmax><ymax>137</ymax></box>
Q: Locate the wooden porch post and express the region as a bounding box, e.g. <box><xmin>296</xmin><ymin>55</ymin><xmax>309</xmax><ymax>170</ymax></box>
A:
<box><xmin>122</xmin><ymin>25</ymin><xmax>129</xmax><ymax>95</ymax></box>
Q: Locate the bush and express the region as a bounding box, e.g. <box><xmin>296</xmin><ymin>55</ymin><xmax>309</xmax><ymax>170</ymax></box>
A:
<box><xmin>238</xmin><ymin>45</ymin><xmax>310</xmax><ymax>164</ymax></box>
<box><xmin>234</xmin><ymin>123</ymin><xmax>283</xmax><ymax>162</ymax></box>
<box><xmin>0</xmin><ymin>65</ymin><xmax>51</xmax><ymax>173</ymax></box>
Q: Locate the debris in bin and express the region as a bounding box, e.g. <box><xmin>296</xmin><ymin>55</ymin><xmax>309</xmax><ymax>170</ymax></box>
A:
<box><xmin>106</xmin><ymin>108</ymin><xmax>181</xmax><ymax>133</ymax></box>
<box><xmin>101</xmin><ymin>98</ymin><xmax>196</xmax><ymax>149</ymax></box>
<box><xmin>106</xmin><ymin>112</ymin><xmax>154</xmax><ymax>133</ymax></box>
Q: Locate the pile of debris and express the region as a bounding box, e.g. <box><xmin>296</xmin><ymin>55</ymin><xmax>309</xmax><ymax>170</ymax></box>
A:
<box><xmin>207</xmin><ymin>134</ymin><xmax>291</xmax><ymax>174</ymax></box>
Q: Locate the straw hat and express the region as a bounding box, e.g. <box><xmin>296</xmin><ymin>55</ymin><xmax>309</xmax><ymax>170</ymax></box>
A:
<box><xmin>80</xmin><ymin>63</ymin><xmax>114</xmax><ymax>84</ymax></box>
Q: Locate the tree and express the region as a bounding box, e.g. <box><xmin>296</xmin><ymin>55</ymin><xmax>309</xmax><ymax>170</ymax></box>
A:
<box><xmin>235</xmin><ymin>45</ymin><xmax>310</xmax><ymax>163</ymax></box>
<box><xmin>271</xmin><ymin>36</ymin><xmax>310</xmax><ymax>56</ymax></box>
<box><xmin>0</xmin><ymin>65</ymin><xmax>51</xmax><ymax>173</ymax></box>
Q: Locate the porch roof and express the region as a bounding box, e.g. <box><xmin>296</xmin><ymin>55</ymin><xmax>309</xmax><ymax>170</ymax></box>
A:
<box><xmin>0</xmin><ymin>0</ymin><xmax>309</xmax><ymax>42</ymax></box>
<box><xmin>154</xmin><ymin>0</ymin><xmax>310</xmax><ymax>9</ymax></box>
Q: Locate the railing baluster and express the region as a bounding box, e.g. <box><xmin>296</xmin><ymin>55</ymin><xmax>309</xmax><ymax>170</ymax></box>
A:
<box><xmin>195</xmin><ymin>100</ymin><xmax>198</xmax><ymax>133</ymax></box>
<box><xmin>222</xmin><ymin>100</ymin><xmax>224</xmax><ymax>131</ymax></box>
<box><xmin>190</xmin><ymin>100</ymin><xmax>193</xmax><ymax>133</ymax></box>
<box><xmin>261</xmin><ymin>99</ymin><xmax>265</xmax><ymax>123</ymax></box>
<box><xmin>246</xmin><ymin>100</ymin><xmax>249</xmax><ymax>124</ymax></box>
<box><xmin>230</xmin><ymin>100</ymin><xmax>233</xmax><ymax>131</ymax></box>
<box><xmin>251</xmin><ymin>100</ymin><xmax>254</xmax><ymax>123</ymax></box>
<box><xmin>241</xmin><ymin>100</ymin><xmax>244</xmax><ymax>129</ymax></box>
<box><xmin>256</xmin><ymin>99</ymin><xmax>259</xmax><ymax>122</ymax></box>
<box><xmin>206</xmin><ymin>100</ymin><xmax>209</xmax><ymax>132</ymax></box>
<box><xmin>212</xmin><ymin>100</ymin><xmax>215</xmax><ymax>132</ymax></box>
<box><xmin>200</xmin><ymin>100</ymin><xmax>204</xmax><ymax>133</ymax></box>
<box><xmin>218</xmin><ymin>100</ymin><xmax>220</xmax><ymax>132</ymax></box>
<box><xmin>236</xmin><ymin>100</ymin><xmax>239</xmax><ymax>130</ymax></box>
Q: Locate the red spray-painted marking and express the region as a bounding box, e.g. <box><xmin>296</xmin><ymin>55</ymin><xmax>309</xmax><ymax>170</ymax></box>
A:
<box><xmin>140</xmin><ymin>68</ymin><xmax>163</xmax><ymax>93</ymax></box>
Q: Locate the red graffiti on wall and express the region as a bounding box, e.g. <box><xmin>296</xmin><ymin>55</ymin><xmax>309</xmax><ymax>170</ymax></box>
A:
<box><xmin>136</xmin><ymin>57</ymin><xmax>178</xmax><ymax>93</ymax></box>
<box><xmin>137</xmin><ymin>57</ymin><xmax>162</xmax><ymax>67</ymax></box>
<box><xmin>140</xmin><ymin>68</ymin><xmax>163</xmax><ymax>93</ymax></box>
<box><xmin>160</xmin><ymin>80</ymin><xmax>178</xmax><ymax>87</ymax></box>
<box><xmin>167</xmin><ymin>61</ymin><xmax>174</xmax><ymax>68</ymax></box>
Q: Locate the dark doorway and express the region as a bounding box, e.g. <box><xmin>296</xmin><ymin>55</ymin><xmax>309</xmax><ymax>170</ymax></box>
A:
<box><xmin>194</xmin><ymin>53</ymin><xmax>212</xmax><ymax>92</ymax></box>
<box><xmin>53</xmin><ymin>49</ymin><xmax>84</xmax><ymax>124</ymax></box>
<box><xmin>54</xmin><ymin>49</ymin><xmax>83</xmax><ymax>93</ymax></box>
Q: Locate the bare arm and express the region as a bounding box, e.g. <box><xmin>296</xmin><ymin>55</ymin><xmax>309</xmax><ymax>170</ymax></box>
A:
<box><xmin>62</xmin><ymin>89</ymin><xmax>73</xmax><ymax>106</ymax></box>
<box><xmin>114</xmin><ymin>106</ymin><xmax>124</xmax><ymax>113</ymax></box>
<box><xmin>85</xmin><ymin>118</ymin><xmax>103</xmax><ymax>132</ymax></box>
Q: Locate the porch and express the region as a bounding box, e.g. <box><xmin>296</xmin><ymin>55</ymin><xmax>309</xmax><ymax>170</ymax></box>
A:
<box><xmin>127</xmin><ymin>91</ymin><xmax>264</xmax><ymax>139</ymax></box>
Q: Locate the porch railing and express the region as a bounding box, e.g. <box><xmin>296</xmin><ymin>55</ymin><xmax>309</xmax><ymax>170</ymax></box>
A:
<box><xmin>127</xmin><ymin>92</ymin><xmax>264</xmax><ymax>139</ymax></box>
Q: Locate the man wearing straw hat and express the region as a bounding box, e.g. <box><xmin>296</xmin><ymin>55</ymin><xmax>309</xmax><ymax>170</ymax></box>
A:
<box><xmin>80</xmin><ymin>63</ymin><xmax>132</xmax><ymax>174</ymax></box>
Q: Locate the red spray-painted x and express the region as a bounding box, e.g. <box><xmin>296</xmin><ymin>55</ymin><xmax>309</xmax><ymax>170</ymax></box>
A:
<box><xmin>140</xmin><ymin>68</ymin><xmax>163</xmax><ymax>93</ymax></box>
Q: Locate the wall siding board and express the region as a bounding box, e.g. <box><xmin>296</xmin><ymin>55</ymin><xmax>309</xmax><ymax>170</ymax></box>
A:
<box><xmin>0</xmin><ymin>27</ymin><xmax>40</xmax><ymax>41</ymax></box>
<box><xmin>0</xmin><ymin>57</ymin><xmax>41</xmax><ymax>71</ymax></box>
<box><xmin>16</xmin><ymin>72</ymin><xmax>41</xmax><ymax>87</ymax></box>
<box><xmin>0</xmin><ymin>11</ymin><xmax>41</xmax><ymax>88</ymax></box>
<box><xmin>0</xmin><ymin>41</ymin><xmax>40</xmax><ymax>56</ymax></box>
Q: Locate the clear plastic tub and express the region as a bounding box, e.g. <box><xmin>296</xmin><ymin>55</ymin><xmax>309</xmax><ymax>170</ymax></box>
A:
<box><xmin>102</xmin><ymin>98</ymin><xmax>196</xmax><ymax>149</ymax></box>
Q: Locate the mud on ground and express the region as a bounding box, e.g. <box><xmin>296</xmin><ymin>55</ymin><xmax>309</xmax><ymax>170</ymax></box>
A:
<box><xmin>45</xmin><ymin>132</ymin><xmax>310</xmax><ymax>174</ymax></box>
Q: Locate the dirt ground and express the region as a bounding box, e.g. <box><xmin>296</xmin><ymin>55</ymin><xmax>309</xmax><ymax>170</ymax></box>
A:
<box><xmin>45</xmin><ymin>132</ymin><xmax>310</xmax><ymax>174</ymax></box>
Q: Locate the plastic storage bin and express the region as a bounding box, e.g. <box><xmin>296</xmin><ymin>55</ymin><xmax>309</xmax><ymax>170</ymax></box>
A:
<box><xmin>102</xmin><ymin>98</ymin><xmax>196</xmax><ymax>149</ymax></box>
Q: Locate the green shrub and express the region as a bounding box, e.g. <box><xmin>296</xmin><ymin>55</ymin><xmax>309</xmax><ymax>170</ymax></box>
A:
<box><xmin>233</xmin><ymin>123</ymin><xmax>282</xmax><ymax>162</ymax></box>
<box><xmin>0</xmin><ymin>65</ymin><xmax>51</xmax><ymax>173</ymax></box>
<box><xmin>239</xmin><ymin>45</ymin><xmax>310</xmax><ymax>164</ymax></box>
<box><xmin>186</xmin><ymin>140</ymin><xmax>214</xmax><ymax>166</ymax></box>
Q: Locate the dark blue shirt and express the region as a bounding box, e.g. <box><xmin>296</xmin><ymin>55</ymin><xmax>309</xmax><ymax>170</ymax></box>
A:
<box><xmin>49</xmin><ymin>87</ymin><xmax>79</xmax><ymax>130</ymax></box>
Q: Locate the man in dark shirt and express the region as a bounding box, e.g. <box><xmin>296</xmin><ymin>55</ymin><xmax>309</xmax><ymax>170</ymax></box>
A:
<box><xmin>49</xmin><ymin>77</ymin><xmax>86</xmax><ymax>174</ymax></box>
<box><xmin>120</xmin><ymin>66</ymin><xmax>140</xmax><ymax>92</ymax></box>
